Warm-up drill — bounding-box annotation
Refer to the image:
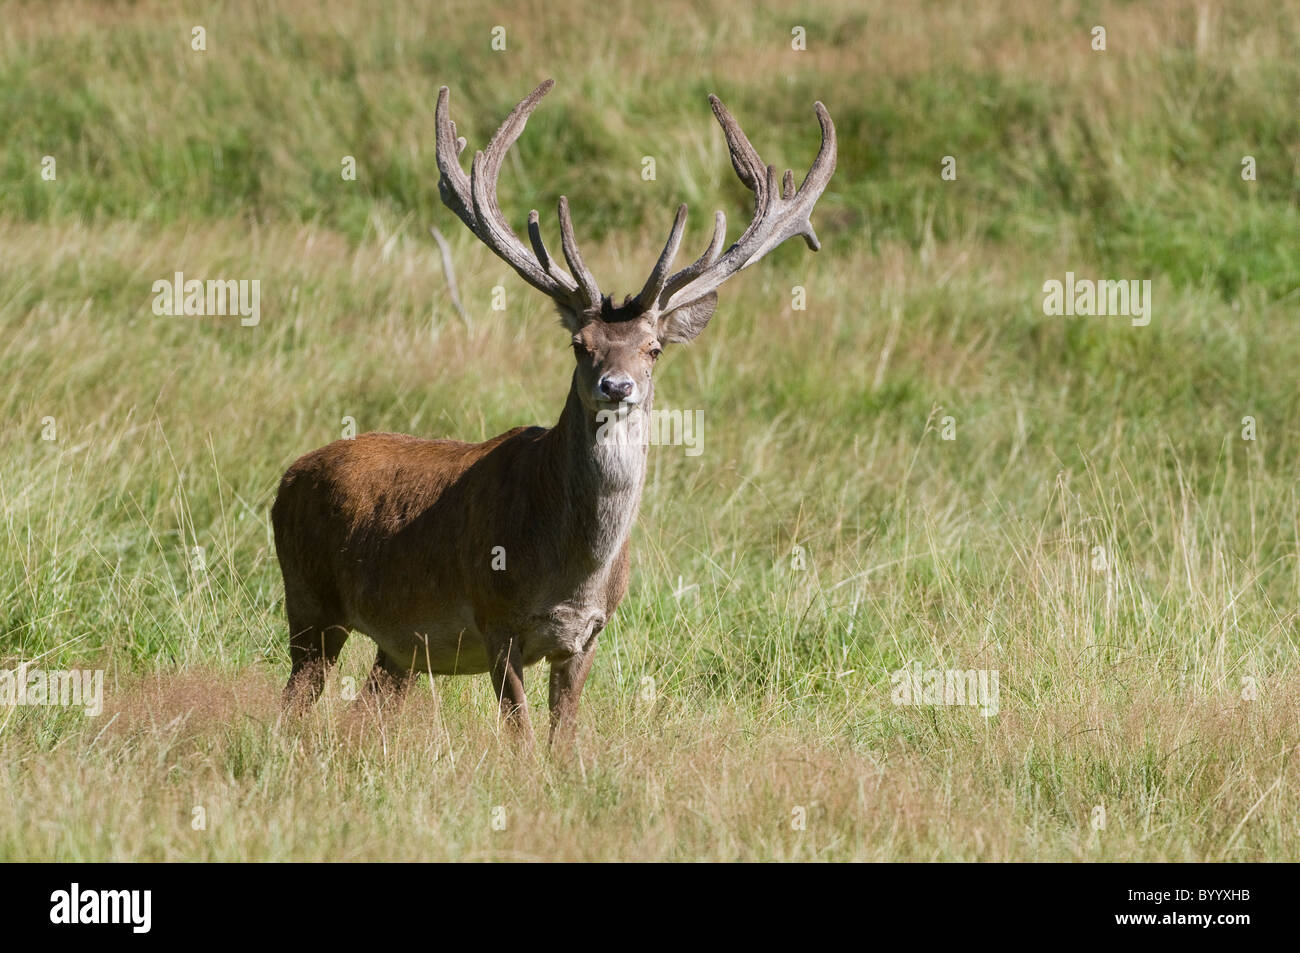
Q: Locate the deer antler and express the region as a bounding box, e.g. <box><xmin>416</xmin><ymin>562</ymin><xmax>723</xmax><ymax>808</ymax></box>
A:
<box><xmin>435</xmin><ymin>80</ymin><xmax>602</xmax><ymax>315</ymax></box>
<box><xmin>435</xmin><ymin>82</ymin><xmax>835</xmax><ymax>322</ymax></box>
<box><xmin>648</xmin><ymin>95</ymin><xmax>837</xmax><ymax>316</ymax></box>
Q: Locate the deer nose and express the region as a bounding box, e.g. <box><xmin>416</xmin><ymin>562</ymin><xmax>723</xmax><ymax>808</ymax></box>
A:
<box><xmin>599</xmin><ymin>376</ymin><xmax>634</xmax><ymax>402</ymax></box>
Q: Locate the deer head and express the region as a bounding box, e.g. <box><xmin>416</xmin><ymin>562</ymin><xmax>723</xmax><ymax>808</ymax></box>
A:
<box><xmin>434</xmin><ymin>79</ymin><xmax>836</xmax><ymax>414</ymax></box>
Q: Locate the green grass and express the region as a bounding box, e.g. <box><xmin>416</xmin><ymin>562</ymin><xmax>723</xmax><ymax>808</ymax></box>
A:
<box><xmin>0</xmin><ymin>0</ymin><xmax>1297</xmax><ymax>860</ymax></box>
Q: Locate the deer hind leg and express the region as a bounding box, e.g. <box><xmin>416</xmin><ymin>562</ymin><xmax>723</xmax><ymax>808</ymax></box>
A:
<box><xmin>360</xmin><ymin>647</ymin><xmax>416</xmax><ymax>713</ymax></box>
<box><xmin>483</xmin><ymin>627</ymin><xmax>535</xmax><ymax>750</ymax></box>
<box><xmin>282</xmin><ymin>611</ymin><xmax>350</xmax><ymax>713</ymax></box>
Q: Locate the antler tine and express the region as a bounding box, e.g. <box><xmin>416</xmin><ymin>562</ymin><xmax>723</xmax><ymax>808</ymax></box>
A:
<box><xmin>557</xmin><ymin>196</ymin><xmax>602</xmax><ymax>310</ymax></box>
<box><xmin>709</xmin><ymin>94</ymin><xmax>766</xmax><ymax>194</ymax></box>
<box><xmin>658</xmin><ymin>96</ymin><xmax>837</xmax><ymax>315</ymax></box>
<box><xmin>633</xmin><ymin>203</ymin><xmax>688</xmax><ymax>313</ymax></box>
<box><xmin>434</xmin><ymin>86</ymin><xmax>474</xmax><ymax>231</ymax></box>
<box><xmin>660</xmin><ymin>211</ymin><xmax>726</xmax><ymax>304</ymax></box>
<box><xmin>527</xmin><ymin>209</ymin><xmax>576</xmax><ymax>287</ymax></box>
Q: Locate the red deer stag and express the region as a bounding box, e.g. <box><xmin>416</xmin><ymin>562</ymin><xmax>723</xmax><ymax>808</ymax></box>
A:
<box><xmin>273</xmin><ymin>79</ymin><xmax>836</xmax><ymax>748</ymax></box>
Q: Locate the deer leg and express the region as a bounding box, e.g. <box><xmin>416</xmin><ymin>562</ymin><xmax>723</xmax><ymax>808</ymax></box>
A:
<box><xmin>283</xmin><ymin>618</ymin><xmax>349</xmax><ymax>712</ymax></box>
<box><xmin>361</xmin><ymin>649</ymin><xmax>414</xmax><ymax>712</ymax></box>
<box><xmin>483</xmin><ymin>628</ymin><xmax>534</xmax><ymax>749</ymax></box>
<box><xmin>548</xmin><ymin>631</ymin><xmax>600</xmax><ymax>751</ymax></box>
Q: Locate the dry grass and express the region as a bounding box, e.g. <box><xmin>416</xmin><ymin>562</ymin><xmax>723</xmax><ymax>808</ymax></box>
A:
<box><xmin>4</xmin><ymin>666</ymin><xmax>1296</xmax><ymax>861</ymax></box>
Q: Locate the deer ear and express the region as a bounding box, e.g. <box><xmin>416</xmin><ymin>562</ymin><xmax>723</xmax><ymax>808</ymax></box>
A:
<box><xmin>657</xmin><ymin>292</ymin><xmax>717</xmax><ymax>343</ymax></box>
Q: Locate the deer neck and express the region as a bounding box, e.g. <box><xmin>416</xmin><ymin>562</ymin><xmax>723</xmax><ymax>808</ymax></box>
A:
<box><xmin>543</xmin><ymin>376</ymin><xmax>651</xmax><ymax>569</ymax></box>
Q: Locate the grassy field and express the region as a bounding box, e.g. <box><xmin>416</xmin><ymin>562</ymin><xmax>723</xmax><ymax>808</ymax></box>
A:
<box><xmin>1</xmin><ymin>0</ymin><xmax>1298</xmax><ymax>861</ymax></box>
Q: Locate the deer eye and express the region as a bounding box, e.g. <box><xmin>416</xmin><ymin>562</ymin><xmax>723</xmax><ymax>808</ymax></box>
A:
<box><xmin>572</xmin><ymin>340</ymin><xmax>588</xmax><ymax>356</ymax></box>
<box><xmin>649</xmin><ymin>345</ymin><xmax>663</xmax><ymax>360</ymax></box>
